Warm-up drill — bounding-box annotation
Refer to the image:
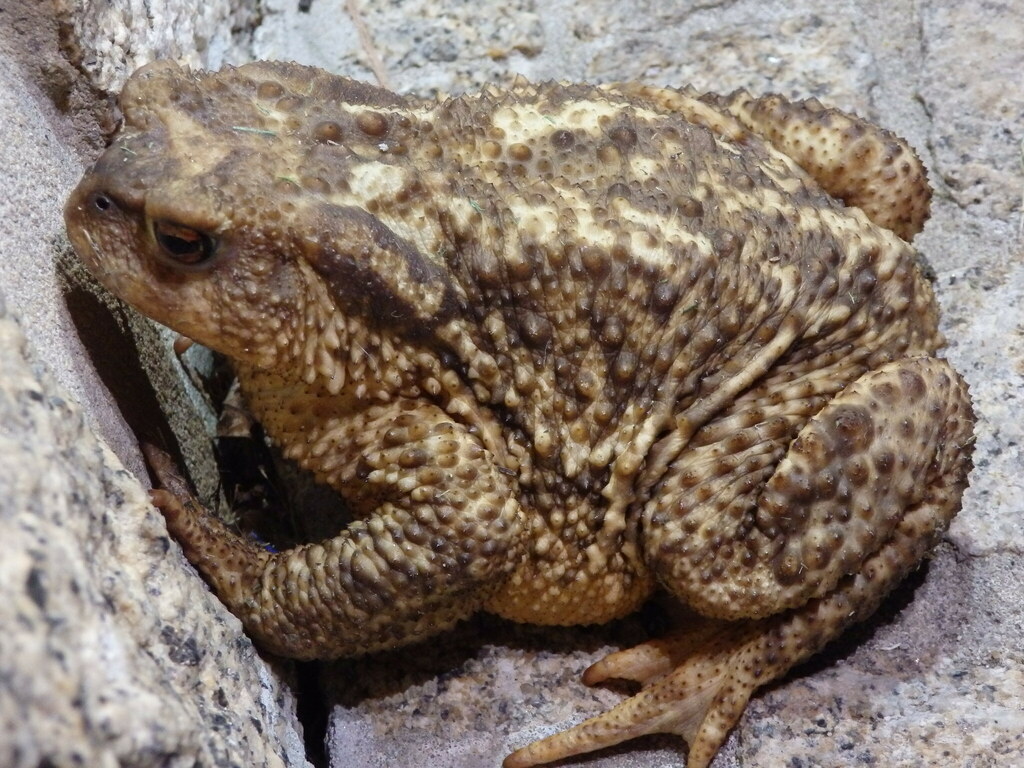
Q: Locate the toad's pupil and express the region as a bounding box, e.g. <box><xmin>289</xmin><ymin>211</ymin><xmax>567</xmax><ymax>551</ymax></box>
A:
<box><xmin>153</xmin><ymin>221</ymin><xmax>211</xmax><ymax>264</ymax></box>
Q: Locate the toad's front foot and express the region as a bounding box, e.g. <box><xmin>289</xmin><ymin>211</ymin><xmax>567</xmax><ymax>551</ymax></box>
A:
<box><xmin>140</xmin><ymin>401</ymin><xmax>528</xmax><ymax>659</ymax></box>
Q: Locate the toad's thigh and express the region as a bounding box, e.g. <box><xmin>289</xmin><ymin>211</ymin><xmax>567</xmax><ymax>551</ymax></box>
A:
<box><xmin>643</xmin><ymin>356</ymin><xmax>974</xmax><ymax>619</ymax></box>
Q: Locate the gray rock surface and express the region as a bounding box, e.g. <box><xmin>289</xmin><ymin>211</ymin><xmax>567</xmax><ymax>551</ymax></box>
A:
<box><xmin>1</xmin><ymin>1</ymin><xmax>1020</xmax><ymax>768</ymax></box>
<box><xmin>55</xmin><ymin>0</ymin><xmax>261</xmax><ymax>92</ymax></box>
<box><xmin>0</xmin><ymin>5</ymin><xmax>308</xmax><ymax>768</ymax></box>
<box><xmin>0</xmin><ymin>303</ymin><xmax>310</xmax><ymax>768</ymax></box>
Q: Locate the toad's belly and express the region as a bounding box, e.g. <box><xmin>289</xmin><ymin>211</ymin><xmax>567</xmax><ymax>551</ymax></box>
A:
<box><xmin>484</xmin><ymin>541</ymin><xmax>655</xmax><ymax>626</ymax></box>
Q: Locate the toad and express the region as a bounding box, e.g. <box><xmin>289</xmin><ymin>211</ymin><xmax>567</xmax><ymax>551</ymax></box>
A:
<box><xmin>64</xmin><ymin>60</ymin><xmax>975</xmax><ymax>767</ymax></box>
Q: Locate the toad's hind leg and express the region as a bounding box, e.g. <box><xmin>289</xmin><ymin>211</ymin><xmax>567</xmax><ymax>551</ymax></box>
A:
<box><xmin>652</xmin><ymin>356</ymin><xmax>974</xmax><ymax>623</ymax></box>
<box><xmin>505</xmin><ymin>356</ymin><xmax>973</xmax><ymax>767</ymax></box>
<box><xmin>504</xmin><ymin>517</ymin><xmax>939</xmax><ymax>768</ymax></box>
<box><xmin>607</xmin><ymin>82</ymin><xmax>931</xmax><ymax>240</ymax></box>
<box><xmin>714</xmin><ymin>90</ymin><xmax>932</xmax><ymax>241</ymax></box>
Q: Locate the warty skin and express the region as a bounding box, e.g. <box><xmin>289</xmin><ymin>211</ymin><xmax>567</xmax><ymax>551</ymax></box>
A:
<box><xmin>65</xmin><ymin>60</ymin><xmax>974</xmax><ymax>767</ymax></box>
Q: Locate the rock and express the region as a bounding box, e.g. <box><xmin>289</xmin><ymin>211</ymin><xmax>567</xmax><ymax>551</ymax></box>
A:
<box><xmin>0</xmin><ymin>6</ymin><xmax>308</xmax><ymax>767</ymax></box>
<box><xmin>0</xmin><ymin>303</ymin><xmax>310</xmax><ymax>768</ymax></box>
<box><xmin>1</xmin><ymin>1</ymin><xmax>1020</xmax><ymax>768</ymax></box>
<box><xmin>55</xmin><ymin>0</ymin><xmax>261</xmax><ymax>92</ymax></box>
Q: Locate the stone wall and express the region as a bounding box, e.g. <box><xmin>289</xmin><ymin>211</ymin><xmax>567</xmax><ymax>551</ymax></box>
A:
<box><xmin>1</xmin><ymin>1</ymin><xmax>1021</xmax><ymax>767</ymax></box>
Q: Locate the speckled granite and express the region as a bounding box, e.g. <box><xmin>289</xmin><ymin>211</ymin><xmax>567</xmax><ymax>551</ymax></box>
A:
<box><xmin>0</xmin><ymin>7</ymin><xmax>309</xmax><ymax>768</ymax></box>
<box><xmin>2</xmin><ymin>1</ymin><xmax>1021</xmax><ymax>768</ymax></box>
<box><xmin>0</xmin><ymin>303</ymin><xmax>310</xmax><ymax>767</ymax></box>
<box><xmin>55</xmin><ymin>0</ymin><xmax>260</xmax><ymax>92</ymax></box>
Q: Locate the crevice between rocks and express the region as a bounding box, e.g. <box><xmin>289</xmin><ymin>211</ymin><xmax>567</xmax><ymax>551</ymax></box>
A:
<box><xmin>295</xmin><ymin>661</ymin><xmax>329</xmax><ymax>768</ymax></box>
<box><xmin>57</xmin><ymin>246</ymin><xmax>340</xmax><ymax>767</ymax></box>
<box><xmin>55</xmin><ymin>245</ymin><xmax>191</xmax><ymax>473</ymax></box>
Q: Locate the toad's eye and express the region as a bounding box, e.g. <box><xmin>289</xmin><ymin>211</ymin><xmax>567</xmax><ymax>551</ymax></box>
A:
<box><xmin>152</xmin><ymin>220</ymin><xmax>216</xmax><ymax>267</ymax></box>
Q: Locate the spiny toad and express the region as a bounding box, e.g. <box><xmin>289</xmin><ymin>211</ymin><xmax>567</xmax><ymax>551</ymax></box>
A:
<box><xmin>64</xmin><ymin>61</ymin><xmax>975</xmax><ymax>767</ymax></box>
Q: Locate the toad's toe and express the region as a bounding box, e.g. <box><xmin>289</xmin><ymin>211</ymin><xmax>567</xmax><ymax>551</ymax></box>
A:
<box><xmin>503</xmin><ymin>620</ymin><xmax>773</xmax><ymax>768</ymax></box>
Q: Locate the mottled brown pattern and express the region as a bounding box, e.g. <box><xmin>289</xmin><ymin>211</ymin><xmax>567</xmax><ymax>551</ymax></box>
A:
<box><xmin>65</xmin><ymin>60</ymin><xmax>974</xmax><ymax>768</ymax></box>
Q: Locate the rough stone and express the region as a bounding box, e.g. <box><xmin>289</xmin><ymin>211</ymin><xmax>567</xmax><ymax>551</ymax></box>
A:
<box><xmin>0</xmin><ymin>6</ymin><xmax>309</xmax><ymax>768</ymax></box>
<box><xmin>254</xmin><ymin>0</ymin><xmax>543</xmax><ymax>94</ymax></box>
<box><xmin>1</xmin><ymin>1</ymin><xmax>1020</xmax><ymax>768</ymax></box>
<box><xmin>0</xmin><ymin>304</ymin><xmax>310</xmax><ymax>768</ymax></box>
<box><xmin>56</xmin><ymin>0</ymin><xmax>262</xmax><ymax>92</ymax></box>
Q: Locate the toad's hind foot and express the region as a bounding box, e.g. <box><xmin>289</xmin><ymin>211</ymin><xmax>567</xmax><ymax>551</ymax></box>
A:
<box><xmin>502</xmin><ymin>619</ymin><xmax>776</xmax><ymax>768</ymax></box>
<box><xmin>504</xmin><ymin>500</ymin><xmax>953</xmax><ymax>768</ymax></box>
